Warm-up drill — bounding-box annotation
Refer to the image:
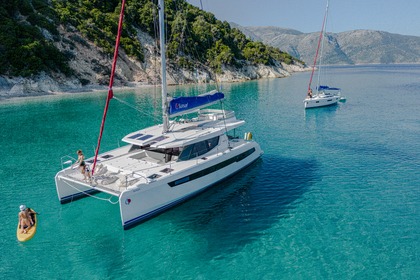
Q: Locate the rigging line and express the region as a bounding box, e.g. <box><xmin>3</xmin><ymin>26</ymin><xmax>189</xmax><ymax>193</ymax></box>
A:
<box><xmin>215</xmin><ymin>74</ymin><xmax>220</xmax><ymax>92</ymax></box>
<box><xmin>172</xmin><ymin>1</ymin><xmax>186</xmax><ymax>78</ymax></box>
<box><xmin>92</xmin><ymin>0</ymin><xmax>126</xmax><ymax>175</ymax></box>
<box><xmin>174</xmin><ymin>1</ymin><xmax>213</xmax><ymax>88</ymax></box>
<box><xmin>112</xmin><ymin>96</ymin><xmax>159</xmax><ymax>120</ymax></box>
<box><xmin>220</xmin><ymin>100</ymin><xmax>229</xmax><ymax>135</ymax></box>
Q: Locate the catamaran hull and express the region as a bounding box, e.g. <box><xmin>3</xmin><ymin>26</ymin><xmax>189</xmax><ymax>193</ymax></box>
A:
<box><xmin>55</xmin><ymin>174</ymin><xmax>98</xmax><ymax>203</ymax></box>
<box><xmin>119</xmin><ymin>142</ymin><xmax>262</xmax><ymax>229</ymax></box>
<box><xmin>304</xmin><ymin>96</ymin><xmax>340</xmax><ymax>109</ymax></box>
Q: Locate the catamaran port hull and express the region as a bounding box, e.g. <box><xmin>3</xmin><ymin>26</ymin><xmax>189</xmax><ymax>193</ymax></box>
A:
<box><xmin>55</xmin><ymin>175</ymin><xmax>100</xmax><ymax>204</ymax></box>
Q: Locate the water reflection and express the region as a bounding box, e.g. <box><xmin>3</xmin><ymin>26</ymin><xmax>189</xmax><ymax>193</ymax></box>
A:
<box><xmin>160</xmin><ymin>155</ymin><xmax>318</xmax><ymax>258</ymax></box>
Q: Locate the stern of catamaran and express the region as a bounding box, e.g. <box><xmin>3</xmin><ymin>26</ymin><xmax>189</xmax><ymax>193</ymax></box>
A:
<box><xmin>55</xmin><ymin>172</ymin><xmax>99</xmax><ymax>204</ymax></box>
<box><xmin>55</xmin><ymin>154</ymin><xmax>124</xmax><ymax>203</ymax></box>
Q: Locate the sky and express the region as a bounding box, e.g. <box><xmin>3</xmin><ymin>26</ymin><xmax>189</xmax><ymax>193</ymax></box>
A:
<box><xmin>186</xmin><ymin>0</ymin><xmax>420</xmax><ymax>37</ymax></box>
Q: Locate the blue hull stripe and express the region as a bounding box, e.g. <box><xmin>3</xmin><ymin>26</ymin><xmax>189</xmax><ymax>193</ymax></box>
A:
<box><xmin>60</xmin><ymin>188</ymin><xmax>98</xmax><ymax>204</ymax></box>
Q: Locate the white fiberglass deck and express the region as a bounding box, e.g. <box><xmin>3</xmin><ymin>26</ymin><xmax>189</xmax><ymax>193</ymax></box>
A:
<box><xmin>57</xmin><ymin>109</ymin><xmax>248</xmax><ymax>197</ymax></box>
<box><xmin>58</xmin><ymin>137</ymin><xmax>248</xmax><ymax>196</ymax></box>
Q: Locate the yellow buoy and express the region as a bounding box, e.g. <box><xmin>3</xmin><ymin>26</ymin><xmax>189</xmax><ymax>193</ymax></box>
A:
<box><xmin>244</xmin><ymin>132</ymin><xmax>253</xmax><ymax>141</ymax></box>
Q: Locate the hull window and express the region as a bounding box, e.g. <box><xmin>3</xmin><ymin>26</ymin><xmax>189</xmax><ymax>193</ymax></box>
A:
<box><xmin>178</xmin><ymin>136</ymin><xmax>220</xmax><ymax>161</ymax></box>
<box><xmin>169</xmin><ymin>147</ymin><xmax>256</xmax><ymax>187</ymax></box>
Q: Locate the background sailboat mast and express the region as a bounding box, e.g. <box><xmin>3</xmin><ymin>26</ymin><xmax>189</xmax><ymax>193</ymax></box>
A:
<box><xmin>307</xmin><ymin>0</ymin><xmax>329</xmax><ymax>92</ymax></box>
<box><xmin>159</xmin><ymin>0</ymin><xmax>169</xmax><ymax>133</ymax></box>
<box><xmin>316</xmin><ymin>0</ymin><xmax>329</xmax><ymax>91</ymax></box>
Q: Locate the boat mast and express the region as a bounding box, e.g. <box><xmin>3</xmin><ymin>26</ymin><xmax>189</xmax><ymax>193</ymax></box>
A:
<box><xmin>159</xmin><ymin>0</ymin><xmax>169</xmax><ymax>133</ymax></box>
<box><xmin>308</xmin><ymin>0</ymin><xmax>329</xmax><ymax>93</ymax></box>
<box><xmin>92</xmin><ymin>0</ymin><xmax>126</xmax><ymax>175</ymax></box>
<box><xmin>316</xmin><ymin>0</ymin><xmax>329</xmax><ymax>92</ymax></box>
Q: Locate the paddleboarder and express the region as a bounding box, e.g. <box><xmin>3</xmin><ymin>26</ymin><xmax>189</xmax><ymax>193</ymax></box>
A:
<box><xmin>18</xmin><ymin>205</ymin><xmax>35</xmax><ymax>234</ymax></box>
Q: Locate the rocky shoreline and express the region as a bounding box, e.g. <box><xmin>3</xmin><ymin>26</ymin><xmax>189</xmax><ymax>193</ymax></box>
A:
<box><xmin>0</xmin><ymin>63</ymin><xmax>307</xmax><ymax>101</ymax></box>
<box><xmin>0</xmin><ymin>26</ymin><xmax>308</xmax><ymax>101</ymax></box>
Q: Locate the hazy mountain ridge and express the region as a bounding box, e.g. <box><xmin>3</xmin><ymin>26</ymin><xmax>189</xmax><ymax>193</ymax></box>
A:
<box><xmin>234</xmin><ymin>25</ymin><xmax>420</xmax><ymax>65</ymax></box>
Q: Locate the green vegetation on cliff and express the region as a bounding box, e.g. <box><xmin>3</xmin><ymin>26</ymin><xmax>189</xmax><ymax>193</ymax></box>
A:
<box><xmin>0</xmin><ymin>0</ymin><xmax>299</xmax><ymax>78</ymax></box>
<box><xmin>128</xmin><ymin>0</ymin><xmax>297</xmax><ymax>72</ymax></box>
<box><xmin>0</xmin><ymin>0</ymin><xmax>72</xmax><ymax>77</ymax></box>
<box><xmin>52</xmin><ymin>0</ymin><xmax>144</xmax><ymax>61</ymax></box>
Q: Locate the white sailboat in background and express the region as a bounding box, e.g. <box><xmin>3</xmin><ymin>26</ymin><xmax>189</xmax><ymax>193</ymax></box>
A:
<box><xmin>55</xmin><ymin>0</ymin><xmax>263</xmax><ymax>229</ymax></box>
<box><xmin>304</xmin><ymin>0</ymin><xmax>343</xmax><ymax>109</ymax></box>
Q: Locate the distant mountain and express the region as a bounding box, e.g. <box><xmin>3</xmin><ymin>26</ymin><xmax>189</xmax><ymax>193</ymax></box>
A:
<box><xmin>233</xmin><ymin>25</ymin><xmax>420</xmax><ymax>65</ymax></box>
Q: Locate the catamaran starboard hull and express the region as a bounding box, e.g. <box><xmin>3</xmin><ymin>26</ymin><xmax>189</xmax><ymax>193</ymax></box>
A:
<box><xmin>120</xmin><ymin>142</ymin><xmax>262</xmax><ymax>229</ymax></box>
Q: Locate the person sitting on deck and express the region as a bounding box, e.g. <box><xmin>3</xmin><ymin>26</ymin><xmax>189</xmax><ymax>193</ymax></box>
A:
<box><xmin>307</xmin><ymin>88</ymin><xmax>313</xmax><ymax>98</ymax></box>
<box><xmin>18</xmin><ymin>205</ymin><xmax>35</xmax><ymax>234</ymax></box>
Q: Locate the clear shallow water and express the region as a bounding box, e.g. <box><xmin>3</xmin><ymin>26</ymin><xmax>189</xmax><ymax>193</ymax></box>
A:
<box><xmin>1</xmin><ymin>65</ymin><xmax>419</xmax><ymax>279</ymax></box>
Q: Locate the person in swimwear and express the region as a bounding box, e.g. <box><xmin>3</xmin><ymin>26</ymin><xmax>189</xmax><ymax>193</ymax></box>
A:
<box><xmin>75</xmin><ymin>149</ymin><xmax>91</xmax><ymax>182</ymax></box>
<box><xmin>307</xmin><ymin>88</ymin><xmax>313</xmax><ymax>98</ymax></box>
<box><xmin>18</xmin><ymin>205</ymin><xmax>34</xmax><ymax>234</ymax></box>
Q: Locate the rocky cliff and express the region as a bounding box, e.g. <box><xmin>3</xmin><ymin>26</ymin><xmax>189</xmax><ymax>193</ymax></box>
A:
<box><xmin>0</xmin><ymin>0</ymin><xmax>306</xmax><ymax>100</ymax></box>
<box><xmin>0</xmin><ymin>25</ymin><xmax>306</xmax><ymax>99</ymax></box>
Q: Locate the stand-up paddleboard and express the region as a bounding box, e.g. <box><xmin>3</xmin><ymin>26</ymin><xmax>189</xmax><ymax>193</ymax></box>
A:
<box><xmin>17</xmin><ymin>209</ymin><xmax>37</xmax><ymax>242</ymax></box>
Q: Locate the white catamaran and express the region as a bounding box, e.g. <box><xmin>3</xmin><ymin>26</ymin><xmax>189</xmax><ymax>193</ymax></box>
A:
<box><xmin>304</xmin><ymin>0</ymin><xmax>342</xmax><ymax>109</ymax></box>
<box><xmin>55</xmin><ymin>0</ymin><xmax>263</xmax><ymax>229</ymax></box>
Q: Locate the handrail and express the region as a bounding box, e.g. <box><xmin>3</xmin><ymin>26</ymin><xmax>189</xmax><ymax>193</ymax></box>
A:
<box><xmin>132</xmin><ymin>171</ymin><xmax>149</xmax><ymax>183</ymax></box>
<box><xmin>60</xmin><ymin>155</ymin><xmax>77</xmax><ymax>170</ymax></box>
<box><xmin>119</xmin><ymin>171</ymin><xmax>150</xmax><ymax>190</ymax></box>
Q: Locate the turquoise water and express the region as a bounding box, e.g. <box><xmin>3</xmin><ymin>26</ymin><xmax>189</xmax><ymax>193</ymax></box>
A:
<box><xmin>1</xmin><ymin>65</ymin><xmax>419</xmax><ymax>279</ymax></box>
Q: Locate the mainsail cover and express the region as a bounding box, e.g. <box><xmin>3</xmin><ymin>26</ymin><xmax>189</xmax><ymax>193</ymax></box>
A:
<box><xmin>318</xmin><ymin>85</ymin><xmax>340</xmax><ymax>91</ymax></box>
<box><xmin>168</xmin><ymin>91</ymin><xmax>224</xmax><ymax>117</ymax></box>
